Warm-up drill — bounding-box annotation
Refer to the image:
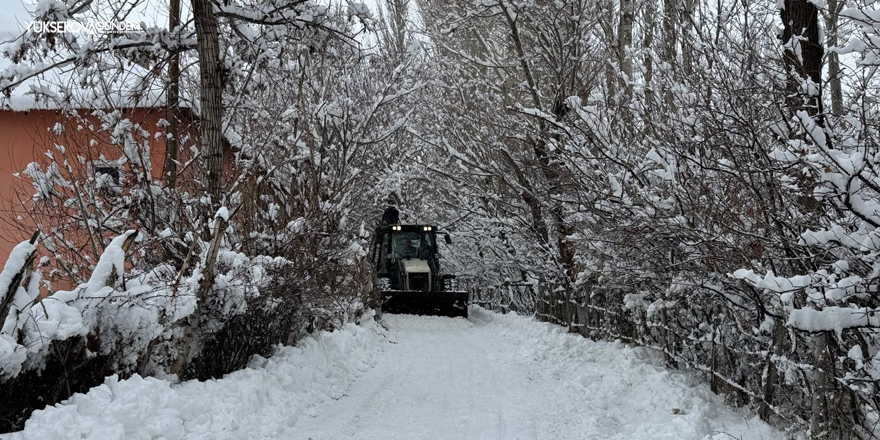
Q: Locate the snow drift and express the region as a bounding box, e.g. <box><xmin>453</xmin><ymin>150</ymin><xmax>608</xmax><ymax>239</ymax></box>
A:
<box><xmin>469</xmin><ymin>307</ymin><xmax>783</xmax><ymax>439</ymax></box>
<box><xmin>6</xmin><ymin>313</ymin><xmax>384</xmax><ymax>440</ymax></box>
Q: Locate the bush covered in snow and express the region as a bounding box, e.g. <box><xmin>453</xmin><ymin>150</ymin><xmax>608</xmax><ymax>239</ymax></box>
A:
<box><xmin>0</xmin><ymin>224</ymin><xmax>371</xmax><ymax>431</ymax></box>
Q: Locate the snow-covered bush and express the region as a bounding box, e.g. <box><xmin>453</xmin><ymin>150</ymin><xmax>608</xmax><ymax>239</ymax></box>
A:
<box><xmin>0</xmin><ymin>226</ymin><xmax>366</xmax><ymax>430</ymax></box>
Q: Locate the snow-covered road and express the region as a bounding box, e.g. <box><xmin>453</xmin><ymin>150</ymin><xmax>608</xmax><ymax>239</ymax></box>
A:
<box><xmin>289</xmin><ymin>315</ymin><xmax>540</xmax><ymax>440</ymax></box>
<box><xmin>7</xmin><ymin>308</ymin><xmax>784</xmax><ymax>440</ymax></box>
<box><xmin>290</xmin><ymin>310</ymin><xmax>782</xmax><ymax>440</ymax></box>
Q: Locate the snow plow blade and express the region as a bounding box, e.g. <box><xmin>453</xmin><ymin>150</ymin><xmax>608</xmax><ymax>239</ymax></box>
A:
<box><xmin>380</xmin><ymin>290</ymin><xmax>469</xmax><ymax>318</ymax></box>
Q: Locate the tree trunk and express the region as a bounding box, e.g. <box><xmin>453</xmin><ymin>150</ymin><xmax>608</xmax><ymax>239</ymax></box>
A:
<box><xmin>617</xmin><ymin>0</ymin><xmax>634</xmax><ymax>82</ymax></box>
<box><xmin>662</xmin><ymin>0</ymin><xmax>678</xmax><ymax>109</ymax></box>
<box><xmin>681</xmin><ymin>0</ymin><xmax>694</xmax><ymax>74</ymax></box>
<box><xmin>163</xmin><ymin>0</ymin><xmax>181</xmax><ymax>189</ymax></box>
<box><xmin>171</xmin><ymin>216</ymin><xmax>228</xmax><ymax>378</ymax></box>
<box><xmin>781</xmin><ymin>0</ymin><xmax>824</xmax><ymax>123</ymax></box>
<box><xmin>172</xmin><ymin>0</ymin><xmax>225</xmax><ymax>379</ymax></box>
<box><xmin>601</xmin><ymin>0</ymin><xmax>617</xmax><ymax>102</ymax></box>
<box><xmin>643</xmin><ymin>0</ymin><xmax>656</xmax><ymax>110</ymax></box>
<box><xmin>825</xmin><ymin>0</ymin><xmax>843</xmax><ymax>116</ymax></box>
<box><xmin>663</xmin><ymin>0</ymin><xmax>678</xmax><ymax>61</ymax></box>
<box><xmin>388</xmin><ymin>0</ymin><xmax>408</xmax><ymax>55</ymax></box>
<box><xmin>498</xmin><ymin>0</ymin><xmax>578</xmax><ymax>286</ymax></box>
<box><xmin>192</xmin><ymin>0</ymin><xmax>224</xmax><ymax>211</ymax></box>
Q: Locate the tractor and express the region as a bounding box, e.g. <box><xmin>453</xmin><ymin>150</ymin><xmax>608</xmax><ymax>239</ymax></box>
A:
<box><xmin>369</xmin><ymin>224</ymin><xmax>468</xmax><ymax>318</ymax></box>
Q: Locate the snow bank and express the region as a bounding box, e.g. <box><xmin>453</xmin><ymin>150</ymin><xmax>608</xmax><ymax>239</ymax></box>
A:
<box><xmin>469</xmin><ymin>306</ymin><xmax>784</xmax><ymax>440</ymax></box>
<box><xmin>8</xmin><ymin>314</ymin><xmax>385</xmax><ymax>440</ymax></box>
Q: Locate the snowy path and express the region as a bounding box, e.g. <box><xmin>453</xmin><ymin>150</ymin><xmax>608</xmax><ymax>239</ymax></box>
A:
<box><xmin>289</xmin><ymin>310</ymin><xmax>781</xmax><ymax>440</ymax></box>
<box><xmin>288</xmin><ymin>315</ymin><xmax>541</xmax><ymax>440</ymax></box>
<box><xmin>7</xmin><ymin>308</ymin><xmax>784</xmax><ymax>440</ymax></box>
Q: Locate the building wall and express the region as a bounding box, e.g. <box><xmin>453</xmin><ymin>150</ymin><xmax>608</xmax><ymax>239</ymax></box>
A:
<box><xmin>0</xmin><ymin>107</ymin><xmax>200</xmax><ymax>284</ymax></box>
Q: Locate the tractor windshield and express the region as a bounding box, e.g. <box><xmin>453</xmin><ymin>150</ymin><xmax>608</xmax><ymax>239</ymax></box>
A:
<box><xmin>391</xmin><ymin>231</ymin><xmax>436</xmax><ymax>260</ymax></box>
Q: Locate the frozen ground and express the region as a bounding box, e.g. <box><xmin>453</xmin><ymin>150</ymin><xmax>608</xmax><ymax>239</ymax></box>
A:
<box><xmin>5</xmin><ymin>308</ymin><xmax>783</xmax><ymax>440</ymax></box>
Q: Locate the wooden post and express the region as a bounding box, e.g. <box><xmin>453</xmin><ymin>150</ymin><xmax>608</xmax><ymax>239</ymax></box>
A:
<box><xmin>583</xmin><ymin>283</ymin><xmax>592</xmax><ymax>338</ymax></box>
<box><xmin>811</xmin><ymin>332</ymin><xmax>831</xmax><ymax>438</ymax></box>
<box><xmin>759</xmin><ymin>317</ymin><xmax>785</xmax><ymax>421</ymax></box>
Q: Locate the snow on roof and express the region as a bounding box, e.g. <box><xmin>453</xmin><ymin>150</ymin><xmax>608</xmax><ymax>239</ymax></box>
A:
<box><xmin>0</xmin><ymin>54</ymin><xmax>195</xmax><ymax>112</ymax></box>
<box><xmin>0</xmin><ymin>53</ymin><xmax>252</xmax><ymax>149</ymax></box>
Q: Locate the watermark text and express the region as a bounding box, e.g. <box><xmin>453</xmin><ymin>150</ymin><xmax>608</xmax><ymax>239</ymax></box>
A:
<box><xmin>27</xmin><ymin>21</ymin><xmax>141</xmax><ymax>35</ymax></box>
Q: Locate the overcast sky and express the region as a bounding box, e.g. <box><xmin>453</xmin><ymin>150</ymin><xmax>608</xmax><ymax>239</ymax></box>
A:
<box><xmin>0</xmin><ymin>0</ymin><xmax>32</xmax><ymax>41</ymax></box>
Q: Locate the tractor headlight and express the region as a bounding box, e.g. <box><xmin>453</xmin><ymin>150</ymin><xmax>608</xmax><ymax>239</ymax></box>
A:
<box><xmin>392</xmin><ymin>225</ymin><xmax>401</xmax><ymax>231</ymax></box>
<box><xmin>423</xmin><ymin>226</ymin><xmax>432</xmax><ymax>231</ymax></box>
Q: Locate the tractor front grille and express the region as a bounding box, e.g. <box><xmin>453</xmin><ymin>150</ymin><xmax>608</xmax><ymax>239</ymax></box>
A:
<box><xmin>408</xmin><ymin>273</ymin><xmax>430</xmax><ymax>292</ymax></box>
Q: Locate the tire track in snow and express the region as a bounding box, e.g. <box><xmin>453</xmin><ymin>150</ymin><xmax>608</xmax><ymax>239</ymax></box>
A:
<box><xmin>286</xmin><ymin>315</ymin><xmax>540</xmax><ymax>440</ymax></box>
<box><xmin>284</xmin><ymin>310</ymin><xmax>780</xmax><ymax>440</ymax></box>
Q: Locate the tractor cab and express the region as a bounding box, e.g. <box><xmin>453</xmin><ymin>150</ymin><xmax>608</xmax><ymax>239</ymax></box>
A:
<box><xmin>369</xmin><ymin>224</ymin><xmax>466</xmax><ymax>317</ymax></box>
<box><xmin>372</xmin><ymin>225</ymin><xmax>444</xmax><ymax>291</ymax></box>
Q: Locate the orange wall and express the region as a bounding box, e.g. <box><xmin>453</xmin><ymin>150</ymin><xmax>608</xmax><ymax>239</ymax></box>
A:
<box><xmin>0</xmin><ymin>107</ymin><xmax>199</xmax><ymax>282</ymax></box>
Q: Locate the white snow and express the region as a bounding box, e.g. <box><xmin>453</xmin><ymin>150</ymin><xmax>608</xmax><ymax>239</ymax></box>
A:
<box><xmin>7</xmin><ymin>313</ymin><xmax>385</xmax><ymax>440</ymax></box>
<box><xmin>731</xmin><ymin>269</ymin><xmax>812</xmax><ymax>293</ymax></box>
<box><xmin>5</xmin><ymin>308</ymin><xmax>783</xmax><ymax>440</ymax></box>
<box><xmin>214</xmin><ymin>206</ymin><xmax>230</xmax><ymax>222</ymax></box>
<box><xmin>84</xmin><ymin>230</ymin><xmax>137</xmax><ymax>294</ymax></box>
<box><xmin>789</xmin><ymin>306</ymin><xmax>880</xmax><ymax>335</ymax></box>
